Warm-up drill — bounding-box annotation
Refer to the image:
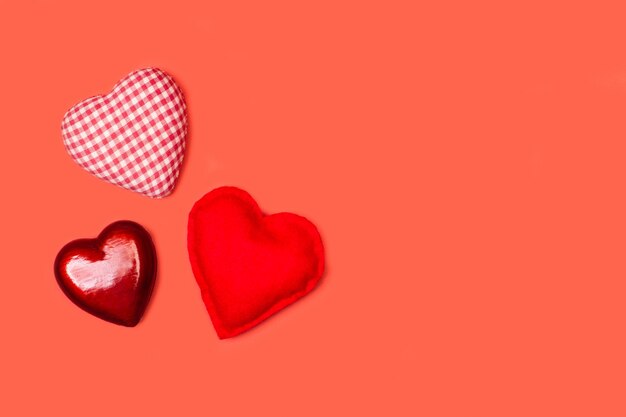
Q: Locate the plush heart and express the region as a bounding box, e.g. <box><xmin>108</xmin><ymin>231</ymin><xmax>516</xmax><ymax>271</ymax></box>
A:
<box><xmin>54</xmin><ymin>221</ymin><xmax>157</xmax><ymax>327</ymax></box>
<box><xmin>61</xmin><ymin>68</ymin><xmax>187</xmax><ymax>198</ymax></box>
<box><xmin>187</xmin><ymin>187</ymin><xmax>325</xmax><ymax>338</ymax></box>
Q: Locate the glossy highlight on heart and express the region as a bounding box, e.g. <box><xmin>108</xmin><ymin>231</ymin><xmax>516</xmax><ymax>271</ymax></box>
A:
<box><xmin>54</xmin><ymin>221</ymin><xmax>157</xmax><ymax>326</ymax></box>
<box><xmin>188</xmin><ymin>186</ymin><xmax>325</xmax><ymax>338</ymax></box>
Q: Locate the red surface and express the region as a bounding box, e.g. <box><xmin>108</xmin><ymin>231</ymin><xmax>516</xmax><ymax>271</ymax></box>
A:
<box><xmin>188</xmin><ymin>187</ymin><xmax>324</xmax><ymax>338</ymax></box>
<box><xmin>54</xmin><ymin>221</ymin><xmax>156</xmax><ymax>326</ymax></box>
<box><xmin>4</xmin><ymin>1</ymin><xmax>626</xmax><ymax>415</ymax></box>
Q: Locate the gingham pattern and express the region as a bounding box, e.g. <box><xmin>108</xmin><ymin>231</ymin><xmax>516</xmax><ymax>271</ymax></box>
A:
<box><xmin>61</xmin><ymin>68</ymin><xmax>187</xmax><ymax>198</ymax></box>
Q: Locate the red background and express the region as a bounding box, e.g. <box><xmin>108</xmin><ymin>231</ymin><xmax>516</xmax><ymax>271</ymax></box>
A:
<box><xmin>1</xmin><ymin>1</ymin><xmax>626</xmax><ymax>415</ymax></box>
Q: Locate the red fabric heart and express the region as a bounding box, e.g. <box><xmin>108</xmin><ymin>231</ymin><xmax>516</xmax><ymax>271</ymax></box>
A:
<box><xmin>54</xmin><ymin>221</ymin><xmax>157</xmax><ymax>327</ymax></box>
<box><xmin>187</xmin><ymin>187</ymin><xmax>325</xmax><ymax>338</ymax></box>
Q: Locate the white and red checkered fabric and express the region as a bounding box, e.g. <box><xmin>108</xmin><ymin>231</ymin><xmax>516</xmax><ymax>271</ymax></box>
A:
<box><xmin>61</xmin><ymin>68</ymin><xmax>187</xmax><ymax>198</ymax></box>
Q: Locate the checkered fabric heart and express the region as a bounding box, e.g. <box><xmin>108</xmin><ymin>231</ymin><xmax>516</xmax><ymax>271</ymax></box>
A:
<box><xmin>61</xmin><ymin>68</ymin><xmax>187</xmax><ymax>198</ymax></box>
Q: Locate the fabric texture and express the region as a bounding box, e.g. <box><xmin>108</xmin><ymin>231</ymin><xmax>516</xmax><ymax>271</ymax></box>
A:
<box><xmin>61</xmin><ymin>68</ymin><xmax>187</xmax><ymax>198</ymax></box>
<box><xmin>187</xmin><ymin>186</ymin><xmax>325</xmax><ymax>338</ymax></box>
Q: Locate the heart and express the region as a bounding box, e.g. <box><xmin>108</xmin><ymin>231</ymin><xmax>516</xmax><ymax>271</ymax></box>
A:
<box><xmin>61</xmin><ymin>68</ymin><xmax>187</xmax><ymax>198</ymax></box>
<box><xmin>54</xmin><ymin>221</ymin><xmax>157</xmax><ymax>326</ymax></box>
<box><xmin>187</xmin><ymin>187</ymin><xmax>325</xmax><ymax>338</ymax></box>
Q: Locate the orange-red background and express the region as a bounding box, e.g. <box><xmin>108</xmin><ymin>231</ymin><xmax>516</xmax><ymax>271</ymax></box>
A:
<box><xmin>1</xmin><ymin>1</ymin><xmax>626</xmax><ymax>415</ymax></box>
